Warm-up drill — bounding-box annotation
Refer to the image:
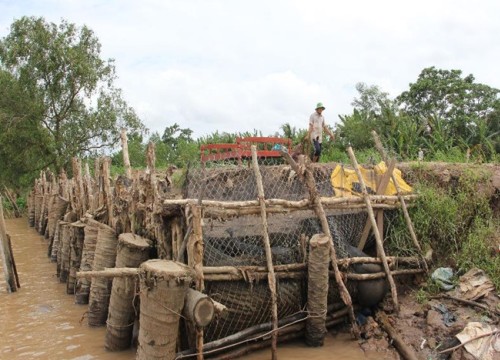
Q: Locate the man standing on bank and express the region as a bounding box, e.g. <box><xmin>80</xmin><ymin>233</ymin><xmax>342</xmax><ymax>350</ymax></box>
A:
<box><xmin>307</xmin><ymin>102</ymin><xmax>335</xmax><ymax>162</ymax></box>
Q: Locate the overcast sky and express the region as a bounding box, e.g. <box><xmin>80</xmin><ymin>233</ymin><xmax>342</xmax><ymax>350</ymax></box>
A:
<box><xmin>1</xmin><ymin>0</ymin><xmax>500</xmax><ymax>139</ymax></box>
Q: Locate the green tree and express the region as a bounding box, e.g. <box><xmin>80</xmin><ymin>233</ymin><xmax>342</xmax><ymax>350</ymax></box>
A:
<box><xmin>161</xmin><ymin>123</ymin><xmax>195</xmax><ymax>166</ymax></box>
<box><xmin>0</xmin><ymin>16</ymin><xmax>144</xmax><ymax>173</ymax></box>
<box><xmin>337</xmin><ymin>83</ymin><xmax>397</xmax><ymax>150</ymax></box>
<box><xmin>162</xmin><ymin>123</ymin><xmax>193</xmax><ymax>148</ymax></box>
<box><xmin>351</xmin><ymin>82</ymin><xmax>393</xmax><ymax>118</ymax></box>
<box><xmin>279</xmin><ymin>123</ymin><xmax>307</xmax><ymax>145</ymax></box>
<box><xmin>0</xmin><ymin>70</ymin><xmax>51</xmax><ymax>189</ymax></box>
<box><xmin>397</xmin><ymin>67</ymin><xmax>499</xmax><ymax>154</ymax></box>
<box><xmin>111</xmin><ymin>133</ymin><xmax>146</xmax><ymax>168</ymax></box>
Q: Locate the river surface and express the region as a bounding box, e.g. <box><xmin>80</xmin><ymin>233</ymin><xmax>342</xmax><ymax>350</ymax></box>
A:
<box><xmin>0</xmin><ymin>218</ymin><xmax>374</xmax><ymax>359</ymax></box>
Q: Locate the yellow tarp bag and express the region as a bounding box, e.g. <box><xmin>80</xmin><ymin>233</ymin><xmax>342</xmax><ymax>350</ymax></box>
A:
<box><xmin>330</xmin><ymin>161</ymin><xmax>412</xmax><ymax>197</ymax></box>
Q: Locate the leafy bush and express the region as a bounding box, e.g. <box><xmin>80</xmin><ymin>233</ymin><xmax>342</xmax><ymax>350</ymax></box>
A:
<box><xmin>387</xmin><ymin>167</ymin><xmax>499</xmax><ymax>288</ymax></box>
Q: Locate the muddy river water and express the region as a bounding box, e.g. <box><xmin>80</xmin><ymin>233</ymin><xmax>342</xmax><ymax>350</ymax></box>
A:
<box><xmin>1</xmin><ymin>218</ymin><xmax>377</xmax><ymax>359</ymax></box>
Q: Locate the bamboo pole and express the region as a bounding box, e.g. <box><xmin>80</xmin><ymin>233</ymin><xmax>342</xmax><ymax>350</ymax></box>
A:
<box><xmin>345</xmin><ymin>268</ymin><xmax>424</xmax><ymax>280</ymax></box>
<box><xmin>372</xmin><ymin>131</ymin><xmax>429</xmax><ymax>273</ymax></box>
<box><xmin>347</xmin><ymin>146</ymin><xmax>399</xmax><ymax>313</ymax></box>
<box><xmin>281</xmin><ymin>152</ymin><xmax>359</xmax><ymax>336</ymax></box>
<box><xmin>121</xmin><ymin>129</ymin><xmax>132</xmax><ymax>179</ymax></box>
<box><xmin>201</xmin><ymin>256</ymin><xmax>423</xmax><ymax>273</ymax></box>
<box><xmin>0</xmin><ymin>196</ymin><xmax>17</xmax><ymax>292</ymax></box>
<box><xmin>77</xmin><ymin>267</ymin><xmax>139</xmax><ymax>278</ymax></box>
<box><xmin>163</xmin><ymin>194</ymin><xmax>416</xmax><ymax>208</ymax></box>
<box><xmin>357</xmin><ymin>159</ymin><xmax>396</xmax><ymax>250</ymax></box>
<box><xmin>77</xmin><ymin>266</ymin><xmax>424</xmax><ymax>282</ymax></box>
<box><xmin>251</xmin><ymin>145</ymin><xmax>279</xmax><ymax>360</ymax></box>
<box><xmin>201</xmin><ymin>203</ymin><xmax>406</xmax><ymax>219</ymax></box>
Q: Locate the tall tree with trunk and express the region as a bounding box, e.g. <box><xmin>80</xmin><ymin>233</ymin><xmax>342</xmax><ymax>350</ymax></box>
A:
<box><xmin>397</xmin><ymin>67</ymin><xmax>499</xmax><ymax>155</ymax></box>
<box><xmin>0</xmin><ymin>70</ymin><xmax>51</xmax><ymax>189</ymax></box>
<box><xmin>0</xmin><ymin>16</ymin><xmax>144</xmax><ymax>173</ymax></box>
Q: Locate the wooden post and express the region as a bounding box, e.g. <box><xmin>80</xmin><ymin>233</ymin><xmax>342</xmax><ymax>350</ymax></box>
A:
<box><xmin>0</xmin><ymin>197</ymin><xmax>17</xmax><ymax>292</ymax></box>
<box><xmin>372</xmin><ymin>131</ymin><xmax>429</xmax><ymax>273</ymax></box>
<box><xmin>347</xmin><ymin>146</ymin><xmax>399</xmax><ymax>313</ymax></box>
<box><xmin>187</xmin><ymin>206</ymin><xmax>204</xmax><ymax>291</ymax></box>
<box><xmin>96</xmin><ymin>158</ymin><xmax>104</xmax><ymax>210</ymax></box>
<box><xmin>187</xmin><ymin>205</ymin><xmax>205</xmax><ymax>360</ymax></box>
<box><xmin>37</xmin><ymin>171</ymin><xmax>46</xmax><ymax>233</ymax></box>
<box><xmin>121</xmin><ymin>129</ymin><xmax>132</xmax><ymax>179</ymax></box>
<box><xmin>146</xmin><ymin>141</ymin><xmax>159</xmax><ymax>202</ymax></box>
<box><xmin>72</xmin><ymin>157</ymin><xmax>86</xmax><ymax>216</ymax></box>
<box><xmin>6</xmin><ymin>234</ymin><xmax>20</xmax><ymax>288</ymax></box>
<box><xmin>281</xmin><ymin>151</ymin><xmax>358</xmax><ymax>335</ymax></box>
<box><xmin>105</xmin><ymin>233</ymin><xmax>151</xmax><ymax>351</ymax></box>
<box><xmin>305</xmin><ymin>234</ymin><xmax>330</xmax><ymax>347</ymax></box>
<box><xmin>251</xmin><ymin>145</ymin><xmax>279</xmax><ymax>360</ymax></box>
<box><xmin>357</xmin><ymin>159</ymin><xmax>396</xmax><ymax>250</ymax></box>
<box><xmin>28</xmin><ymin>190</ymin><xmax>35</xmax><ymax>227</ymax></box>
<box><xmin>84</xmin><ymin>162</ymin><xmax>94</xmax><ymax>213</ymax></box>
<box><xmin>102</xmin><ymin>157</ymin><xmax>114</xmax><ymax>227</ymax></box>
<box><xmin>136</xmin><ymin>260</ymin><xmax>194</xmax><ymax>360</ymax></box>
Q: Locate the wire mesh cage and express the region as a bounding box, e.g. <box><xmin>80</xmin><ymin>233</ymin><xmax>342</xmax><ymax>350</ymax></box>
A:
<box><xmin>184</xmin><ymin>156</ymin><xmax>373</xmax><ymax>342</ymax></box>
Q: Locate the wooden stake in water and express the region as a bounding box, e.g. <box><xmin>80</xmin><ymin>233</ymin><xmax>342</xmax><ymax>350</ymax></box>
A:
<box><xmin>0</xmin><ymin>196</ymin><xmax>17</xmax><ymax>293</ymax></box>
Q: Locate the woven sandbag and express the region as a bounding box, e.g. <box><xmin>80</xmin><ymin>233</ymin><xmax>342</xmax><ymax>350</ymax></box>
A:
<box><xmin>75</xmin><ymin>218</ymin><xmax>100</xmax><ymax>304</ymax></box>
<box><xmin>105</xmin><ymin>233</ymin><xmax>151</xmax><ymax>351</ymax></box>
<box><xmin>88</xmin><ymin>222</ymin><xmax>117</xmax><ymax>326</ymax></box>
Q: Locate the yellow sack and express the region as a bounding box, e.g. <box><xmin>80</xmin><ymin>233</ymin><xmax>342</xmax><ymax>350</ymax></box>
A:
<box><xmin>330</xmin><ymin>161</ymin><xmax>412</xmax><ymax>197</ymax></box>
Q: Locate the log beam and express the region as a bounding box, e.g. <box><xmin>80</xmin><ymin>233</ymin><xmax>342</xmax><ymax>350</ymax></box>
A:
<box><xmin>184</xmin><ymin>288</ymin><xmax>215</xmax><ymax>328</ymax></box>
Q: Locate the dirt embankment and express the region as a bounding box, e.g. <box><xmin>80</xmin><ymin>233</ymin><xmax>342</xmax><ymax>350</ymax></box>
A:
<box><xmin>399</xmin><ymin>161</ymin><xmax>500</xmax><ymax>212</ymax></box>
<box><xmin>357</xmin><ymin>162</ymin><xmax>500</xmax><ymax>360</ymax></box>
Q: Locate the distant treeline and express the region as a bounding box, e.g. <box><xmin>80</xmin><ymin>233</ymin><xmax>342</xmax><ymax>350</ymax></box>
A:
<box><xmin>1</xmin><ymin>17</ymin><xmax>498</xmax><ymax>191</ymax></box>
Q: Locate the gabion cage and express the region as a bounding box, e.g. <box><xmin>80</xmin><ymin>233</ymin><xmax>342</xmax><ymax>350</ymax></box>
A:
<box><xmin>185</xmin><ymin>157</ymin><xmax>370</xmax><ymax>341</ymax></box>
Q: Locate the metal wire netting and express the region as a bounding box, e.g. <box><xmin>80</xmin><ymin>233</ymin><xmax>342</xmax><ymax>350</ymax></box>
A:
<box><xmin>186</xmin><ymin>158</ymin><xmax>369</xmax><ymax>341</ymax></box>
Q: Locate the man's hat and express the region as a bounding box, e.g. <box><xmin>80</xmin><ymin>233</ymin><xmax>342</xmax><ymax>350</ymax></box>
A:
<box><xmin>315</xmin><ymin>102</ymin><xmax>325</xmax><ymax>110</ymax></box>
